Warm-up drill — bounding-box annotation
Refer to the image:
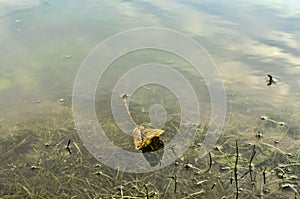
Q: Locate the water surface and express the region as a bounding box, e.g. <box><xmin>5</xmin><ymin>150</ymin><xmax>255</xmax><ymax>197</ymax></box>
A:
<box><xmin>1</xmin><ymin>0</ymin><xmax>300</xmax><ymax>198</ymax></box>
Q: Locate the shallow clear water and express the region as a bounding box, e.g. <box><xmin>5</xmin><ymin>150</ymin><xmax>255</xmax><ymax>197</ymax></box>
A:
<box><xmin>1</xmin><ymin>0</ymin><xmax>300</xmax><ymax>197</ymax></box>
<box><xmin>1</xmin><ymin>0</ymin><xmax>300</xmax><ymax>122</ymax></box>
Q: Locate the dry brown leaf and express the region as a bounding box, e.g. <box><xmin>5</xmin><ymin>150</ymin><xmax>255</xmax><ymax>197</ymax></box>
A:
<box><xmin>141</xmin><ymin>128</ymin><xmax>164</xmax><ymax>139</ymax></box>
<box><xmin>132</xmin><ymin>127</ymin><xmax>143</xmax><ymax>149</ymax></box>
<box><xmin>132</xmin><ymin>126</ymin><xmax>164</xmax><ymax>150</ymax></box>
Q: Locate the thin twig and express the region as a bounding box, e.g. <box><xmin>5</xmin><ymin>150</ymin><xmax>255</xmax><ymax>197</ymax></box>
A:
<box><xmin>122</xmin><ymin>94</ymin><xmax>138</xmax><ymax>127</ymax></box>
<box><xmin>170</xmin><ymin>175</ymin><xmax>177</xmax><ymax>194</ymax></box>
<box><xmin>238</xmin><ymin>171</ymin><xmax>250</xmax><ymax>181</ymax></box>
<box><xmin>211</xmin><ymin>182</ymin><xmax>216</xmax><ymax>190</ymax></box>
<box><xmin>144</xmin><ymin>184</ymin><xmax>149</xmax><ymax>199</ymax></box>
<box><xmin>249</xmin><ymin>145</ymin><xmax>256</xmax><ymax>182</ymax></box>
<box><xmin>263</xmin><ymin>167</ymin><xmax>267</xmax><ymax>184</ymax></box>
<box><xmin>65</xmin><ymin>139</ymin><xmax>72</xmax><ymax>154</ymax></box>
<box><xmin>234</xmin><ymin>140</ymin><xmax>239</xmax><ymax>199</ymax></box>
<box><xmin>230</xmin><ymin>171</ymin><xmax>234</xmax><ymax>184</ymax></box>
<box><xmin>119</xmin><ymin>185</ymin><xmax>124</xmax><ymax>199</ymax></box>
<box><xmin>205</xmin><ymin>152</ymin><xmax>212</xmax><ymax>173</ymax></box>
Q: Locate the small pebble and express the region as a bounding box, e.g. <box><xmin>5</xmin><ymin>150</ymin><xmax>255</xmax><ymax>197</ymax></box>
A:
<box><xmin>214</xmin><ymin>146</ymin><xmax>222</xmax><ymax>151</ymax></box>
<box><xmin>278</xmin><ymin>122</ymin><xmax>286</xmax><ymax>126</ymax></box>
<box><xmin>184</xmin><ymin>163</ymin><xmax>193</xmax><ymax>169</ymax></box>
<box><xmin>255</xmin><ymin>132</ymin><xmax>263</xmax><ymax>138</ymax></box>
<box><xmin>118</xmin><ymin>185</ymin><xmax>123</xmax><ymax>190</ymax></box>
<box><xmin>149</xmin><ymin>192</ymin><xmax>156</xmax><ymax>197</ymax></box>
<box><xmin>131</xmin><ymin>185</ymin><xmax>138</xmax><ymax>190</ymax></box>
<box><xmin>280</xmin><ymin>183</ymin><xmax>295</xmax><ymax>190</ymax></box>
<box><xmin>31</xmin><ymin>165</ymin><xmax>38</xmax><ymax>170</ymax></box>
<box><xmin>289</xmin><ymin>175</ymin><xmax>298</xmax><ymax>180</ymax></box>
<box><xmin>277</xmin><ymin>172</ymin><xmax>286</xmax><ymax>178</ymax></box>
<box><xmin>95</xmin><ymin>171</ymin><xmax>102</xmax><ymax>175</ymax></box>
<box><xmin>220</xmin><ymin>166</ymin><xmax>231</xmax><ymax>171</ymax></box>
<box><xmin>286</xmin><ymin>152</ymin><xmax>293</xmax><ymax>157</ymax></box>
<box><xmin>260</xmin><ymin>115</ymin><xmax>268</xmax><ymax>120</ymax></box>
<box><xmin>263</xmin><ymin>188</ymin><xmax>270</xmax><ymax>194</ymax></box>
<box><xmin>174</xmin><ymin>160</ymin><xmax>179</xmax><ymax>166</ymax></box>
<box><xmin>95</xmin><ymin>164</ymin><xmax>101</xmax><ymax>168</ymax></box>
<box><xmin>234</xmin><ymin>153</ymin><xmax>242</xmax><ymax>157</ymax></box>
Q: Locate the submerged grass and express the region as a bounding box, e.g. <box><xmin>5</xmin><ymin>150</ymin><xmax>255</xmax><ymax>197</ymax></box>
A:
<box><xmin>0</xmin><ymin>94</ymin><xmax>299</xmax><ymax>198</ymax></box>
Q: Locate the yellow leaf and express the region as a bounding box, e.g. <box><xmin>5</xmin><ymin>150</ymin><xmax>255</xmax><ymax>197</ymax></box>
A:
<box><xmin>132</xmin><ymin>127</ymin><xmax>143</xmax><ymax>149</ymax></box>
<box><xmin>141</xmin><ymin>128</ymin><xmax>164</xmax><ymax>139</ymax></box>
<box><xmin>132</xmin><ymin>126</ymin><xmax>164</xmax><ymax>150</ymax></box>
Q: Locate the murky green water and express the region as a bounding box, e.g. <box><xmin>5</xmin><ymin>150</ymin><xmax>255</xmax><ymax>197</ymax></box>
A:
<box><xmin>1</xmin><ymin>0</ymin><xmax>300</xmax><ymax>198</ymax></box>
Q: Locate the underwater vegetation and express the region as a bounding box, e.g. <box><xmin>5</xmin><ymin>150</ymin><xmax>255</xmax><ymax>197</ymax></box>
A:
<box><xmin>0</xmin><ymin>92</ymin><xmax>299</xmax><ymax>199</ymax></box>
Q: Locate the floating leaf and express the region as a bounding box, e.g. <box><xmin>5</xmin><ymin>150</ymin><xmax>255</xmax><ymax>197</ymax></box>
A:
<box><xmin>141</xmin><ymin>127</ymin><xmax>165</xmax><ymax>139</ymax></box>
<box><xmin>132</xmin><ymin>127</ymin><xmax>143</xmax><ymax>149</ymax></box>
<box><xmin>132</xmin><ymin>126</ymin><xmax>164</xmax><ymax>150</ymax></box>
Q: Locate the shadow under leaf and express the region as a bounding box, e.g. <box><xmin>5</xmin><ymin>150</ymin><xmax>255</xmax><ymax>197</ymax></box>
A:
<box><xmin>141</xmin><ymin>137</ymin><xmax>164</xmax><ymax>167</ymax></box>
